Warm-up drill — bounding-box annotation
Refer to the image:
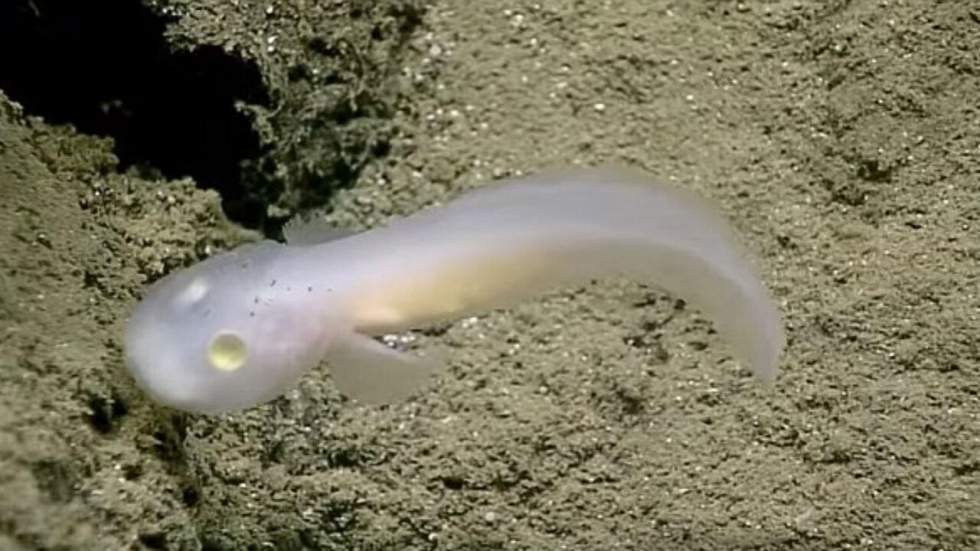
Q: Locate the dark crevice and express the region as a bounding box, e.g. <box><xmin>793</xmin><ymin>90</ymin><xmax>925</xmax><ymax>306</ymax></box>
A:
<box><xmin>137</xmin><ymin>532</ymin><xmax>167</xmax><ymax>550</ymax></box>
<box><xmin>86</xmin><ymin>393</ymin><xmax>128</xmax><ymax>434</ymax></box>
<box><xmin>0</xmin><ymin>0</ymin><xmax>272</xmax><ymax>228</ymax></box>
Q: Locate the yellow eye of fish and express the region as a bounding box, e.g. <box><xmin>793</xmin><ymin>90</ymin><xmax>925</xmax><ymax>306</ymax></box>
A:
<box><xmin>208</xmin><ymin>331</ymin><xmax>247</xmax><ymax>371</ymax></box>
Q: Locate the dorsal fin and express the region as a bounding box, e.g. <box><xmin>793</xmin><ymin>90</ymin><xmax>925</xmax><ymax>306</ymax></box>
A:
<box><xmin>282</xmin><ymin>215</ymin><xmax>357</xmax><ymax>245</ymax></box>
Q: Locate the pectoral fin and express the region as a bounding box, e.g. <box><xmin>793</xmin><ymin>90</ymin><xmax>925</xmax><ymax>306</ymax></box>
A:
<box><xmin>326</xmin><ymin>332</ymin><xmax>444</xmax><ymax>405</ymax></box>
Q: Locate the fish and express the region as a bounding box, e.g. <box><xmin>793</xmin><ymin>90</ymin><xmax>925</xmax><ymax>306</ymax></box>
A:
<box><xmin>123</xmin><ymin>166</ymin><xmax>785</xmax><ymax>414</ymax></box>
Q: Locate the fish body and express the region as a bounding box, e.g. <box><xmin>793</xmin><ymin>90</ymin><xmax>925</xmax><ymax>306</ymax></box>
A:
<box><xmin>124</xmin><ymin>167</ymin><xmax>785</xmax><ymax>414</ymax></box>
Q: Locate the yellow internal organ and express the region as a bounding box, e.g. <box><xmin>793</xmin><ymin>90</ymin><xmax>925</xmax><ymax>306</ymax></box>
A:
<box><xmin>208</xmin><ymin>331</ymin><xmax>248</xmax><ymax>371</ymax></box>
<box><xmin>356</xmin><ymin>248</ymin><xmax>552</xmax><ymax>333</ymax></box>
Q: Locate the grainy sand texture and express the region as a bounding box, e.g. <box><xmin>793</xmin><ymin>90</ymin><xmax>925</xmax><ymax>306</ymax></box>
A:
<box><xmin>1</xmin><ymin>1</ymin><xmax>977</xmax><ymax>549</ymax></box>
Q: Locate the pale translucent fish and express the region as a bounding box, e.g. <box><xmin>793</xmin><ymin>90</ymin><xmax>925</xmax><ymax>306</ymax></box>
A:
<box><xmin>124</xmin><ymin>166</ymin><xmax>784</xmax><ymax>414</ymax></box>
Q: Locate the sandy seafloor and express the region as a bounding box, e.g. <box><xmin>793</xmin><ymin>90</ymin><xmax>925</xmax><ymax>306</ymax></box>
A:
<box><xmin>1</xmin><ymin>1</ymin><xmax>978</xmax><ymax>549</ymax></box>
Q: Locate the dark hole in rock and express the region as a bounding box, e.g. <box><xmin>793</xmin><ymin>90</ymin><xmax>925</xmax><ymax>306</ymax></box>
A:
<box><xmin>87</xmin><ymin>394</ymin><xmax>128</xmax><ymax>434</ymax></box>
<box><xmin>0</xmin><ymin>0</ymin><xmax>272</xmax><ymax>228</ymax></box>
<box><xmin>138</xmin><ymin>532</ymin><xmax>167</xmax><ymax>550</ymax></box>
<box><xmin>181</xmin><ymin>483</ymin><xmax>200</xmax><ymax>507</ymax></box>
<box><xmin>121</xmin><ymin>462</ymin><xmax>143</xmax><ymax>480</ymax></box>
<box><xmin>440</xmin><ymin>475</ymin><xmax>466</xmax><ymax>490</ymax></box>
